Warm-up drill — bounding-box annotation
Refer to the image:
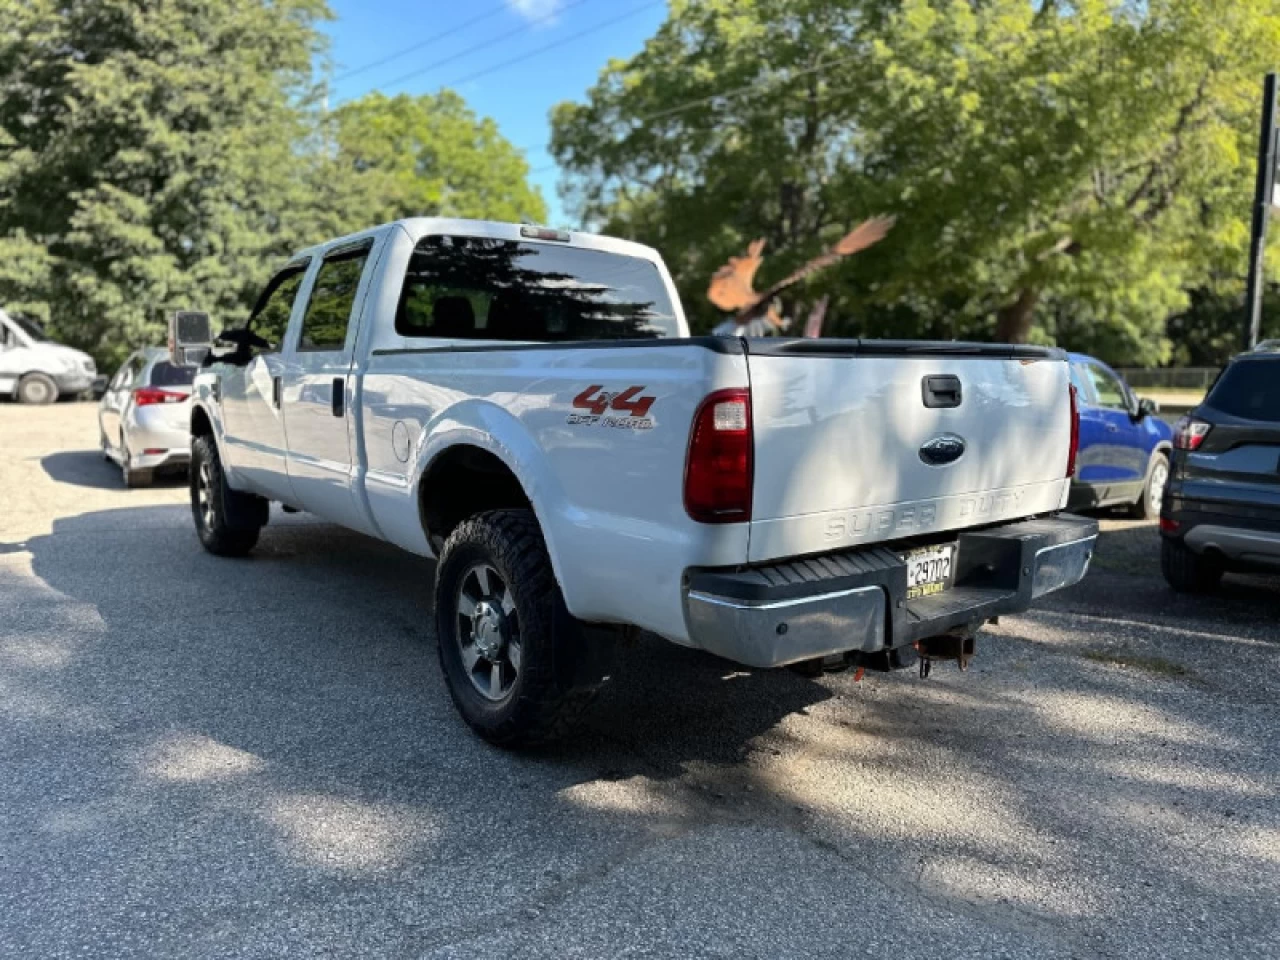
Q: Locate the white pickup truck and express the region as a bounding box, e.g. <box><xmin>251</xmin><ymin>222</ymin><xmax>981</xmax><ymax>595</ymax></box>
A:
<box><xmin>183</xmin><ymin>218</ymin><xmax>1097</xmax><ymax>744</ymax></box>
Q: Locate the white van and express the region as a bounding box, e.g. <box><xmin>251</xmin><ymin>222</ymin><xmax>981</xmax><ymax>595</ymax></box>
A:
<box><xmin>0</xmin><ymin>310</ymin><xmax>97</xmax><ymax>403</ymax></box>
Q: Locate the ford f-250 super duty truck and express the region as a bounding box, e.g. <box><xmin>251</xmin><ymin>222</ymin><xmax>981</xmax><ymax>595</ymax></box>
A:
<box><xmin>183</xmin><ymin>217</ymin><xmax>1098</xmax><ymax>745</ymax></box>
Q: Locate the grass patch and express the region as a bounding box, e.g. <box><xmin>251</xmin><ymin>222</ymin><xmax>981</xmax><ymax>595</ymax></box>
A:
<box><xmin>1082</xmin><ymin>650</ymin><xmax>1189</xmax><ymax>677</ymax></box>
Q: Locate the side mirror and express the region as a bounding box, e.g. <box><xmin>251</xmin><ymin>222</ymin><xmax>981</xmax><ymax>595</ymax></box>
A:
<box><xmin>168</xmin><ymin>310</ymin><xmax>213</xmax><ymax>367</ymax></box>
<box><xmin>210</xmin><ymin>326</ymin><xmax>270</xmax><ymax>366</ymax></box>
<box><xmin>1136</xmin><ymin>397</ymin><xmax>1159</xmax><ymax>419</ymax></box>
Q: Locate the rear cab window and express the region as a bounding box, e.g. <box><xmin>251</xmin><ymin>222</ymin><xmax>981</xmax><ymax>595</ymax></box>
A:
<box><xmin>1204</xmin><ymin>358</ymin><xmax>1280</xmax><ymax>422</ymax></box>
<box><xmin>395</xmin><ymin>235</ymin><xmax>678</xmax><ymax>342</ymax></box>
<box><xmin>149</xmin><ymin>361</ymin><xmax>196</xmax><ymax>387</ymax></box>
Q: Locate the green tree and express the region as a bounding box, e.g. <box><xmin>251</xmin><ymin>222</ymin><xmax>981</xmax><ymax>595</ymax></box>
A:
<box><xmin>328</xmin><ymin>91</ymin><xmax>547</xmax><ymax>226</ymax></box>
<box><xmin>551</xmin><ymin>0</ymin><xmax>1280</xmax><ymax>365</ymax></box>
<box><xmin>0</xmin><ymin>0</ymin><xmax>331</xmax><ymax>368</ymax></box>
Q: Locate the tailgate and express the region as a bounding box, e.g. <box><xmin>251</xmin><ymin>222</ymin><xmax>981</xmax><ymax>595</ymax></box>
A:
<box><xmin>745</xmin><ymin>340</ymin><xmax>1072</xmax><ymax>563</ymax></box>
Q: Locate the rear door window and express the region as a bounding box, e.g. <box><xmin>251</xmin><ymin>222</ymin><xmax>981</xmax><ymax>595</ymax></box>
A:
<box><xmin>299</xmin><ymin>242</ymin><xmax>373</xmax><ymax>351</ymax></box>
<box><xmin>1204</xmin><ymin>359</ymin><xmax>1280</xmax><ymax>422</ymax></box>
<box><xmin>396</xmin><ymin>235</ymin><xmax>678</xmax><ymax>341</ymax></box>
<box><xmin>1069</xmin><ymin>362</ymin><xmax>1097</xmax><ymax>405</ymax></box>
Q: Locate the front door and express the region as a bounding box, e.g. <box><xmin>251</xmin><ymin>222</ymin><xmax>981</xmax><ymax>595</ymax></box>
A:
<box><xmin>281</xmin><ymin>238</ymin><xmax>379</xmax><ymax>533</ymax></box>
<box><xmin>219</xmin><ymin>260</ymin><xmax>311</xmax><ymax>503</ymax></box>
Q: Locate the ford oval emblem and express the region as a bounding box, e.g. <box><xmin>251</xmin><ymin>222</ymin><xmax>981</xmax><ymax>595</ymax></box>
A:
<box><xmin>919</xmin><ymin>434</ymin><xmax>966</xmax><ymax>466</ymax></box>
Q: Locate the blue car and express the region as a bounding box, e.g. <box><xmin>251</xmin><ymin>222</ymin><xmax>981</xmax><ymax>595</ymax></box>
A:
<box><xmin>1067</xmin><ymin>353</ymin><xmax>1174</xmax><ymax>518</ymax></box>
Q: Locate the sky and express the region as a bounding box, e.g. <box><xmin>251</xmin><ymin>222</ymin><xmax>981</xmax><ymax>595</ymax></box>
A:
<box><xmin>319</xmin><ymin>0</ymin><xmax>669</xmax><ymax>227</ymax></box>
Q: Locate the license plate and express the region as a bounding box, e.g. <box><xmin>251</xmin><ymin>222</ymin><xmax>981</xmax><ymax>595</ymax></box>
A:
<box><xmin>905</xmin><ymin>545</ymin><xmax>955</xmax><ymax>599</ymax></box>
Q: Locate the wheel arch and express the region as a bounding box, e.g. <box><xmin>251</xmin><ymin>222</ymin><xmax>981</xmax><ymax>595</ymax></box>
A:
<box><xmin>410</xmin><ymin>400</ymin><xmax>572</xmax><ymax>598</ymax></box>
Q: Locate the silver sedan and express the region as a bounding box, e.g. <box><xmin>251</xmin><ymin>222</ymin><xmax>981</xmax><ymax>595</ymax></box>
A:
<box><xmin>98</xmin><ymin>347</ymin><xmax>196</xmax><ymax>487</ymax></box>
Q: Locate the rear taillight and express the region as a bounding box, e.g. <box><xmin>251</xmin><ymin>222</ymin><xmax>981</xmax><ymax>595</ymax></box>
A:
<box><xmin>684</xmin><ymin>389</ymin><xmax>753</xmax><ymax>523</ymax></box>
<box><xmin>133</xmin><ymin>387</ymin><xmax>186</xmax><ymax>406</ymax></box>
<box><xmin>1066</xmin><ymin>383</ymin><xmax>1080</xmax><ymax>478</ymax></box>
<box><xmin>1173</xmin><ymin>416</ymin><xmax>1211</xmax><ymax>451</ymax></box>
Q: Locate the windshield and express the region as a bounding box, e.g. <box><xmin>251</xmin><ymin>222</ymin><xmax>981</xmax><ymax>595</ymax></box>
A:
<box><xmin>1204</xmin><ymin>358</ymin><xmax>1280</xmax><ymax>422</ymax></box>
<box><xmin>10</xmin><ymin>315</ymin><xmax>50</xmax><ymax>342</ymax></box>
<box><xmin>396</xmin><ymin>235</ymin><xmax>679</xmax><ymax>342</ymax></box>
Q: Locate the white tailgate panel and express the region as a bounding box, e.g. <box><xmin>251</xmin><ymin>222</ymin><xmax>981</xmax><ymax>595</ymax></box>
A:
<box><xmin>747</xmin><ymin>354</ymin><xmax>1071</xmax><ymax>563</ymax></box>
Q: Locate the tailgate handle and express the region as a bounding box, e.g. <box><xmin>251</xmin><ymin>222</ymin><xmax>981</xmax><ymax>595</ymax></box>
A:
<box><xmin>922</xmin><ymin>375</ymin><xmax>962</xmax><ymax>409</ymax></box>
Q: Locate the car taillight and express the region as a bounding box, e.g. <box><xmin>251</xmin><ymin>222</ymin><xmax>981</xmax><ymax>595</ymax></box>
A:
<box><xmin>1066</xmin><ymin>383</ymin><xmax>1080</xmax><ymax>478</ymax></box>
<box><xmin>133</xmin><ymin>387</ymin><xmax>186</xmax><ymax>406</ymax></box>
<box><xmin>684</xmin><ymin>389</ymin><xmax>753</xmax><ymax>524</ymax></box>
<box><xmin>1173</xmin><ymin>416</ymin><xmax>1211</xmax><ymax>451</ymax></box>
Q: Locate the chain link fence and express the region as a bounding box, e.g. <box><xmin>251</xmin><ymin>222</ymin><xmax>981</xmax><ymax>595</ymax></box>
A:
<box><xmin>1114</xmin><ymin>368</ymin><xmax>1219</xmax><ymax>391</ymax></box>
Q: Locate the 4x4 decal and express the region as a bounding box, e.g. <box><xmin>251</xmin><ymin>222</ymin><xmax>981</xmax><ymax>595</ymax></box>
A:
<box><xmin>568</xmin><ymin>385</ymin><xmax>656</xmax><ymax>430</ymax></box>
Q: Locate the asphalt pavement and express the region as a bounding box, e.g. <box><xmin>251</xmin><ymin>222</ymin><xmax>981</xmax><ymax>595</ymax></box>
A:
<box><xmin>2</xmin><ymin>403</ymin><xmax>1278</xmax><ymax>959</ymax></box>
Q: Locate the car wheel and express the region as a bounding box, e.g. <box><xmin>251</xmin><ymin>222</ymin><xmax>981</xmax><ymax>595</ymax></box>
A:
<box><xmin>120</xmin><ymin>438</ymin><xmax>152</xmax><ymax>488</ymax></box>
<box><xmin>190</xmin><ymin>435</ymin><xmax>261</xmax><ymax>557</ymax></box>
<box><xmin>16</xmin><ymin>373</ymin><xmax>57</xmax><ymax>405</ymax></box>
<box><xmin>1128</xmin><ymin>452</ymin><xmax>1169</xmax><ymax>520</ymax></box>
<box><xmin>434</xmin><ymin>509</ymin><xmax>609</xmax><ymax>746</ymax></box>
<box><xmin>1160</xmin><ymin>537</ymin><xmax>1223</xmax><ymax>593</ymax></box>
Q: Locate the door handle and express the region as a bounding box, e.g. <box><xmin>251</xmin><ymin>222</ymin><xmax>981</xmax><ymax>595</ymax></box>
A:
<box><xmin>332</xmin><ymin>377</ymin><xmax>344</xmax><ymax>418</ymax></box>
<box><xmin>1106</xmin><ymin>422</ymin><xmax>1118</xmax><ymax>432</ymax></box>
<box><xmin>271</xmin><ymin>375</ymin><xmax>281</xmax><ymax>409</ymax></box>
<box><xmin>921</xmin><ymin>374</ymin><xmax>962</xmax><ymax>409</ymax></box>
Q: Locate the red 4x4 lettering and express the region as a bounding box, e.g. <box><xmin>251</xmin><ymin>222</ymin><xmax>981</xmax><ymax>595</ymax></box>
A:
<box><xmin>572</xmin><ymin>385</ymin><xmax>655</xmax><ymax>418</ymax></box>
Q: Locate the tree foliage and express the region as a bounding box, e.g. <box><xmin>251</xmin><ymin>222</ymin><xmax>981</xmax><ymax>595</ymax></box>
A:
<box><xmin>0</xmin><ymin>1</ymin><xmax>545</xmax><ymax>369</ymax></box>
<box><xmin>329</xmin><ymin>91</ymin><xmax>547</xmax><ymax>226</ymax></box>
<box><xmin>551</xmin><ymin>0</ymin><xmax>1280</xmax><ymax>365</ymax></box>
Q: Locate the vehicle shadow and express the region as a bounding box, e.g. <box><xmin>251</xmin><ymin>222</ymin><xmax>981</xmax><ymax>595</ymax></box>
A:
<box><xmin>6</xmin><ymin>503</ymin><xmax>1277</xmax><ymax>956</ymax></box>
<box><xmin>40</xmin><ymin>449</ymin><xmax>187</xmax><ymax>490</ymax></box>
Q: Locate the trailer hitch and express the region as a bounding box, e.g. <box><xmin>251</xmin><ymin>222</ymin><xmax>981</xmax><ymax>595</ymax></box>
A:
<box><xmin>914</xmin><ymin>630</ymin><xmax>977</xmax><ymax>679</ymax></box>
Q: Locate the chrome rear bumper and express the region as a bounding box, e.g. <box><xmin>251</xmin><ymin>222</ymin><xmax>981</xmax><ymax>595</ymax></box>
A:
<box><xmin>683</xmin><ymin>514</ymin><xmax>1098</xmax><ymax>669</ymax></box>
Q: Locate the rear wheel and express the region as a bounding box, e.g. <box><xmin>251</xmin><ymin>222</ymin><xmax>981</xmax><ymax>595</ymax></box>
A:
<box><xmin>1128</xmin><ymin>452</ymin><xmax>1169</xmax><ymax>520</ymax></box>
<box><xmin>120</xmin><ymin>438</ymin><xmax>152</xmax><ymax>488</ymax></box>
<box><xmin>190</xmin><ymin>435</ymin><xmax>261</xmax><ymax>556</ymax></box>
<box><xmin>434</xmin><ymin>509</ymin><xmax>608</xmax><ymax>746</ymax></box>
<box><xmin>16</xmin><ymin>373</ymin><xmax>57</xmax><ymax>405</ymax></box>
<box><xmin>1161</xmin><ymin>537</ymin><xmax>1223</xmax><ymax>593</ymax></box>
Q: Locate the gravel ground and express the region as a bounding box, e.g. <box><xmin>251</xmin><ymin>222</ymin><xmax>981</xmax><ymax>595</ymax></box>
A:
<box><xmin>2</xmin><ymin>403</ymin><xmax>1278</xmax><ymax>959</ymax></box>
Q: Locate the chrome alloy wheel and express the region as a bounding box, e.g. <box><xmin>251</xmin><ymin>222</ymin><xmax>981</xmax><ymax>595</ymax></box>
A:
<box><xmin>196</xmin><ymin>459</ymin><xmax>216</xmax><ymax>530</ymax></box>
<box><xmin>455</xmin><ymin>563</ymin><xmax>521</xmax><ymax>702</ymax></box>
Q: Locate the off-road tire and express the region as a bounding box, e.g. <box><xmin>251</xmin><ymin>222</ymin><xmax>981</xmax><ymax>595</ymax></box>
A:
<box><xmin>16</xmin><ymin>372</ymin><xmax>57</xmax><ymax>404</ymax></box>
<box><xmin>435</xmin><ymin>509</ymin><xmax>607</xmax><ymax>746</ymax></box>
<box><xmin>1161</xmin><ymin>537</ymin><xmax>1223</xmax><ymax>593</ymax></box>
<box><xmin>1128</xmin><ymin>452</ymin><xmax>1169</xmax><ymax>520</ymax></box>
<box><xmin>190</xmin><ymin>435</ymin><xmax>260</xmax><ymax>557</ymax></box>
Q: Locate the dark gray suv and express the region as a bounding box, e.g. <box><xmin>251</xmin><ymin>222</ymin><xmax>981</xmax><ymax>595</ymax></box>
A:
<box><xmin>1160</xmin><ymin>347</ymin><xmax>1280</xmax><ymax>591</ymax></box>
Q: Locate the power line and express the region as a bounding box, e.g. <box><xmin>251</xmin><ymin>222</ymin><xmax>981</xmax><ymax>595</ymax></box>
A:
<box><xmin>381</xmin><ymin>0</ymin><xmax>662</xmax><ymax>92</ymax></box>
<box><xmin>333</xmin><ymin>2</ymin><xmax>513</xmax><ymax>82</ymax></box>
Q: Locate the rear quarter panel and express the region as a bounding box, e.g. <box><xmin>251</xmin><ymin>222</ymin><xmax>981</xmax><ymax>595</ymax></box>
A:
<box><xmin>359</xmin><ymin>343</ymin><xmax>750</xmax><ymax>643</ymax></box>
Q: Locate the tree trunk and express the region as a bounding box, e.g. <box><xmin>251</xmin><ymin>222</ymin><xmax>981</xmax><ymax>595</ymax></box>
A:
<box><xmin>995</xmin><ymin>287</ymin><xmax>1039</xmax><ymax>343</ymax></box>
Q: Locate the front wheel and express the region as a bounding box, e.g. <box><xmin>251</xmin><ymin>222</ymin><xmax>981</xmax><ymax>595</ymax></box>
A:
<box><xmin>434</xmin><ymin>509</ymin><xmax>608</xmax><ymax>746</ymax></box>
<box><xmin>1128</xmin><ymin>452</ymin><xmax>1169</xmax><ymax>520</ymax></box>
<box><xmin>17</xmin><ymin>373</ymin><xmax>57</xmax><ymax>404</ymax></box>
<box><xmin>190</xmin><ymin>435</ymin><xmax>261</xmax><ymax>557</ymax></box>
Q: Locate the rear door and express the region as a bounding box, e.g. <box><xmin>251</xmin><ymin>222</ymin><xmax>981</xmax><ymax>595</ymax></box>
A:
<box><xmin>281</xmin><ymin>237</ymin><xmax>380</xmax><ymax>533</ymax></box>
<box><xmin>743</xmin><ymin>341</ymin><xmax>1073</xmax><ymax>563</ymax></box>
